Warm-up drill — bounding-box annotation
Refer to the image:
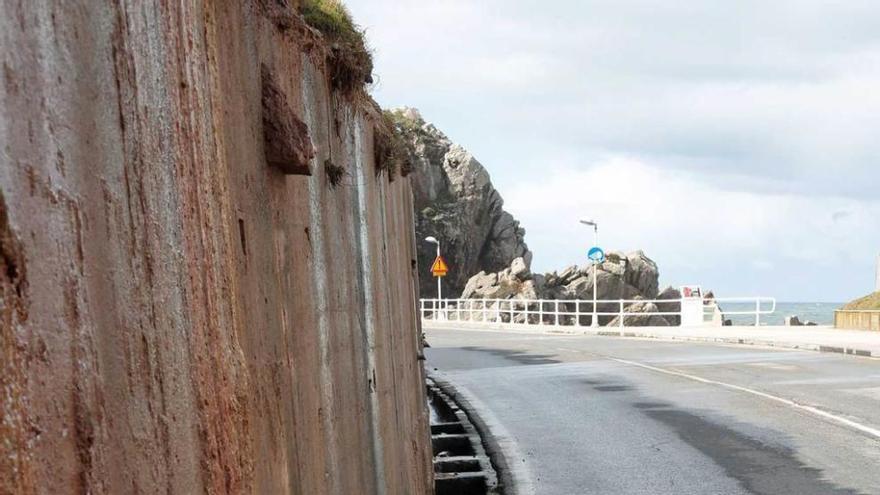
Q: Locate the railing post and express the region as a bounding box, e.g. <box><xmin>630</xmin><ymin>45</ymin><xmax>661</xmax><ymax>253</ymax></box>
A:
<box><xmin>510</xmin><ymin>300</ymin><xmax>515</xmax><ymax>324</ymax></box>
<box><xmin>525</xmin><ymin>302</ymin><xmax>529</xmax><ymax>325</ymax></box>
<box><xmin>555</xmin><ymin>300</ymin><xmax>559</xmax><ymax>326</ymax></box>
<box><xmin>619</xmin><ymin>299</ymin><xmax>625</xmax><ymax>333</ymax></box>
<box><xmin>538</xmin><ymin>299</ymin><xmax>543</xmax><ymax>326</ymax></box>
<box><xmin>575</xmin><ymin>301</ymin><xmax>581</xmax><ymax>327</ymax></box>
<box><xmin>755</xmin><ymin>299</ymin><xmax>760</xmax><ymax>327</ymax></box>
<box><xmin>482</xmin><ymin>300</ymin><xmax>487</xmax><ymax>322</ymax></box>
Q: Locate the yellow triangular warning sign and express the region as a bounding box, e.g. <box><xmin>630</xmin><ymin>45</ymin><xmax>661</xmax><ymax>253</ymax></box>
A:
<box><xmin>431</xmin><ymin>256</ymin><xmax>449</xmax><ymax>277</ymax></box>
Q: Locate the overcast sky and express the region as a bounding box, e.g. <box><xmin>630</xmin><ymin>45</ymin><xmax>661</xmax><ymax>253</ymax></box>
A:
<box><xmin>347</xmin><ymin>0</ymin><xmax>880</xmax><ymax>301</ymax></box>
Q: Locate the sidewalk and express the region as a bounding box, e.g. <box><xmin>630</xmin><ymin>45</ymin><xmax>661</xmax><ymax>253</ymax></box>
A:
<box><xmin>423</xmin><ymin>321</ymin><xmax>880</xmax><ymax>358</ymax></box>
<box><xmin>588</xmin><ymin>325</ymin><xmax>880</xmax><ymax>358</ymax></box>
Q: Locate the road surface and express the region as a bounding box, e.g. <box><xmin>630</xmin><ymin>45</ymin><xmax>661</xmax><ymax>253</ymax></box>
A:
<box><xmin>425</xmin><ymin>328</ymin><xmax>880</xmax><ymax>495</ymax></box>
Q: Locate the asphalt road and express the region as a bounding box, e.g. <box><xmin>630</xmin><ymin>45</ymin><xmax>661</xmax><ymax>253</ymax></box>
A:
<box><xmin>425</xmin><ymin>328</ymin><xmax>880</xmax><ymax>495</ymax></box>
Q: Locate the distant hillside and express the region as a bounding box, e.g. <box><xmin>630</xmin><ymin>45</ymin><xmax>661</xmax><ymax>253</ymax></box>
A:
<box><xmin>842</xmin><ymin>292</ymin><xmax>880</xmax><ymax>310</ymax></box>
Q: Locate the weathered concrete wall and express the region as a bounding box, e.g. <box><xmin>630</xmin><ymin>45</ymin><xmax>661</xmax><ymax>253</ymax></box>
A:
<box><xmin>0</xmin><ymin>1</ymin><xmax>432</xmax><ymax>494</ymax></box>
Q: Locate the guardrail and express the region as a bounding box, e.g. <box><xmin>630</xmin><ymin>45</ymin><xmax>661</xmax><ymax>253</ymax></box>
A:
<box><xmin>834</xmin><ymin>310</ymin><xmax>880</xmax><ymax>331</ymax></box>
<box><xmin>419</xmin><ymin>297</ymin><xmax>777</xmax><ymax>329</ymax></box>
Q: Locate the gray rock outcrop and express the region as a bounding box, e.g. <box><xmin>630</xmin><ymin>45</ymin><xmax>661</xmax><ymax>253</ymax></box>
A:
<box><xmin>461</xmin><ymin>250</ymin><xmax>664</xmax><ymax>326</ymax></box>
<box><xmin>607</xmin><ymin>301</ymin><xmax>672</xmax><ymax>327</ymax></box>
<box><xmin>656</xmin><ymin>286</ymin><xmax>682</xmax><ymax>326</ymax></box>
<box><xmin>393</xmin><ymin>108</ymin><xmax>531</xmax><ymax>297</ymax></box>
<box><xmin>785</xmin><ymin>315</ymin><xmax>818</xmax><ymax>327</ymax></box>
<box><xmin>541</xmin><ymin>251</ymin><xmax>660</xmax><ymax>302</ymax></box>
<box><xmin>461</xmin><ymin>256</ymin><xmax>539</xmax><ymax>300</ymax></box>
<box><xmin>784</xmin><ymin>315</ymin><xmax>803</xmax><ymax>326</ymax></box>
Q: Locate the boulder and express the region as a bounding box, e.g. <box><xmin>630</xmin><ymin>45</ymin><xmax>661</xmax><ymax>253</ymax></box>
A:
<box><xmin>784</xmin><ymin>315</ymin><xmax>803</xmax><ymax>326</ymax></box>
<box><xmin>623</xmin><ymin>251</ymin><xmax>660</xmax><ymax>299</ymax></box>
<box><xmin>607</xmin><ymin>302</ymin><xmax>671</xmax><ymax>327</ymax></box>
<box><xmin>459</xmin><ymin>259</ymin><xmax>533</xmax><ymax>300</ymax></box>
<box><xmin>509</xmin><ymin>256</ymin><xmax>531</xmax><ymax>281</ymax></box>
<box><xmin>656</xmin><ymin>286</ymin><xmax>682</xmax><ymax>326</ymax></box>
<box><xmin>548</xmin><ymin>254</ymin><xmax>657</xmax><ymax>303</ymax></box>
<box><xmin>558</xmin><ymin>265</ymin><xmax>579</xmax><ymax>284</ymax></box>
<box><xmin>459</xmin><ymin>271</ymin><xmax>497</xmax><ymax>299</ymax></box>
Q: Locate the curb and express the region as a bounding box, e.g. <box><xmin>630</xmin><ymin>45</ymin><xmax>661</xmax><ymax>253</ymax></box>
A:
<box><xmin>427</xmin><ymin>375</ymin><xmax>500</xmax><ymax>494</ymax></box>
<box><xmin>585</xmin><ymin>330</ymin><xmax>877</xmax><ymax>360</ymax></box>
<box><xmin>428</xmin><ymin>371</ymin><xmax>525</xmax><ymax>495</ymax></box>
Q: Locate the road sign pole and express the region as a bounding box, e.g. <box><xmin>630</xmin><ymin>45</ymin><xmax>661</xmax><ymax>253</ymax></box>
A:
<box><xmin>436</xmin><ymin>244</ymin><xmax>442</xmax><ymax>300</ymax></box>
<box><xmin>591</xmin><ymin>225</ymin><xmax>599</xmax><ymax>328</ymax></box>
<box><xmin>425</xmin><ymin>236</ymin><xmax>448</xmax><ymax>319</ymax></box>
<box><xmin>436</xmin><ymin>244</ymin><xmax>443</xmax><ymax>319</ymax></box>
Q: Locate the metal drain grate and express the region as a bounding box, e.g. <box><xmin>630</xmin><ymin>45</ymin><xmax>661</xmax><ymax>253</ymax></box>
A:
<box><xmin>427</xmin><ymin>379</ymin><xmax>500</xmax><ymax>495</ymax></box>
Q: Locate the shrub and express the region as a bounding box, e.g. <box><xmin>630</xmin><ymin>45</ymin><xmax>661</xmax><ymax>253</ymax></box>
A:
<box><xmin>300</xmin><ymin>0</ymin><xmax>373</xmax><ymax>93</ymax></box>
<box><xmin>374</xmin><ymin>110</ymin><xmax>413</xmax><ymax>178</ymax></box>
<box><xmin>324</xmin><ymin>159</ymin><xmax>346</xmax><ymax>187</ymax></box>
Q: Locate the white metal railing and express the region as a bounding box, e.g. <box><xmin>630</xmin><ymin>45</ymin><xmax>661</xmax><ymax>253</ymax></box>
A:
<box><xmin>419</xmin><ymin>297</ymin><xmax>776</xmax><ymax>329</ymax></box>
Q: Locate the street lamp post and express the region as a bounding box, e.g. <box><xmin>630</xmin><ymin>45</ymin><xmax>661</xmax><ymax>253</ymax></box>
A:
<box><xmin>580</xmin><ymin>219</ymin><xmax>600</xmax><ymax>328</ymax></box>
<box><xmin>876</xmin><ymin>253</ymin><xmax>880</xmax><ymax>293</ymax></box>
<box><xmin>425</xmin><ymin>236</ymin><xmax>442</xmax><ymax>318</ymax></box>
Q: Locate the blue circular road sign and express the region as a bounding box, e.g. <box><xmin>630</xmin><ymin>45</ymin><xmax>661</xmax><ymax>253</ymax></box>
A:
<box><xmin>588</xmin><ymin>246</ymin><xmax>605</xmax><ymax>263</ymax></box>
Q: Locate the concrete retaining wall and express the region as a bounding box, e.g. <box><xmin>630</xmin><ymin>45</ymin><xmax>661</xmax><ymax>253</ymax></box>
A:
<box><xmin>835</xmin><ymin>311</ymin><xmax>880</xmax><ymax>331</ymax></box>
<box><xmin>0</xmin><ymin>2</ymin><xmax>432</xmax><ymax>494</ymax></box>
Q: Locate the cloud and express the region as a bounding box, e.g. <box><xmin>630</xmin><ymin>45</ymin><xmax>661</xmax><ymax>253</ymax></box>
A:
<box><xmin>346</xmin><ymin>0</ymin><xmax>880</xmax><ymax>299</ymax></box>
<box><xmin>503</xmin><ymin>157</ymin><xmax>880</xmax><ymax>299</ymax></box>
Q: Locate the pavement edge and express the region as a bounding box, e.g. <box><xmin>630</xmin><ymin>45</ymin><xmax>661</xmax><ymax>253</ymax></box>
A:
<box><xmin>427</xmin><ymin>370</ymin><xmax>535</xmax><ymax>495</ymax></box>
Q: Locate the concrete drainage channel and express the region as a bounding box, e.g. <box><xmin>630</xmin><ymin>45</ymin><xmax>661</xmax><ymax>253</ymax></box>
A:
<box><xmin>428</xmin><ymin>377</ymin><xmax>501</xmax><ymax>494</ymax></box>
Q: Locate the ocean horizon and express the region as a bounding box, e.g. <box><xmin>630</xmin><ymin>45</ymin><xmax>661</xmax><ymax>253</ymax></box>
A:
<box><xmin>723</xmin><ymin>301</ymin><xmax>843</xmax><ymax>326</ymax></box>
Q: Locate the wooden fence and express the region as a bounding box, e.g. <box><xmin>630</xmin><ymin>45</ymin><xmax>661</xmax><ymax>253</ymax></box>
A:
<box><xmin>835</xmin><ymin>310</ymin><xmax>880</xmax><ymax>331</ymax></box>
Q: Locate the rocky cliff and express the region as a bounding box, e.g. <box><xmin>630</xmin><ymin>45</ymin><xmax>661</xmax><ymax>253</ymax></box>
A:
<box><xmin>0</xmin><ymin>2</ymin><xmax>432</xmax><ymax>494</ymax></box>
<box><xmin>389</xmin><ymin>109</ymin><xmax>531</xmax><ymax>298</ymax></box>
<box><xmin>391</xmin><ymin>110</ymin><xmax>673</xmax><ymax>324</ymax></box>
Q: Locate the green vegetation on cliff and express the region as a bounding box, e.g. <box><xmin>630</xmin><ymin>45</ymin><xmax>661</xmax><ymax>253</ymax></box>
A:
<box><xmin>842</xmin><ymin>292</ymin><xmax>880</xmax><ymax>310</ymax></box>
<box><xmin>300</xmin><ymin>0</ymin><xmax>373</xmax><ymax>92</ymax></box>
<box><xmin>374</xmin><ymin>111</ymin><xmax>413</xmax><ymax>177</ymax></box>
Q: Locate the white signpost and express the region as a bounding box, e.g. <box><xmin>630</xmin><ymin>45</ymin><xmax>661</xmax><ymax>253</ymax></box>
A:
<box><xmin>588</xmin><ymin>246</ymin><xmax>605</xmax><ymax>328</ymax></box>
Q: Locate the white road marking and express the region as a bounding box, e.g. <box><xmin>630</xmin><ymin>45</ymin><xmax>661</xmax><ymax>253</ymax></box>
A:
<box><xmin>744</xmin><ymin>362</ymin><xmax>799</xmax><ymax>371</ymax></box>
<box><xmin>609</xmin><ymin>356</ymin><xmax>880</xmax><ymax>442</ymax></box>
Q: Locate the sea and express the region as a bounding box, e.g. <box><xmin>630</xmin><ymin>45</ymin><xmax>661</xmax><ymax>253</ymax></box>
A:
<box><xmin>722</xmin><ymin>302</ymin><xmax>842</xmax><ymax>326</ymax></box>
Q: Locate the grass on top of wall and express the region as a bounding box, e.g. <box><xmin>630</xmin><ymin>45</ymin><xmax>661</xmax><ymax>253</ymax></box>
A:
<box><xmin>842</xmin><ymin>291</ymin><xmax>880</xmax><ymax>310</ymax></box>
<box><xmin>300</xmin><ymin>0</ymin><xmax>373</xmax><ymax>93</ymax></box>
